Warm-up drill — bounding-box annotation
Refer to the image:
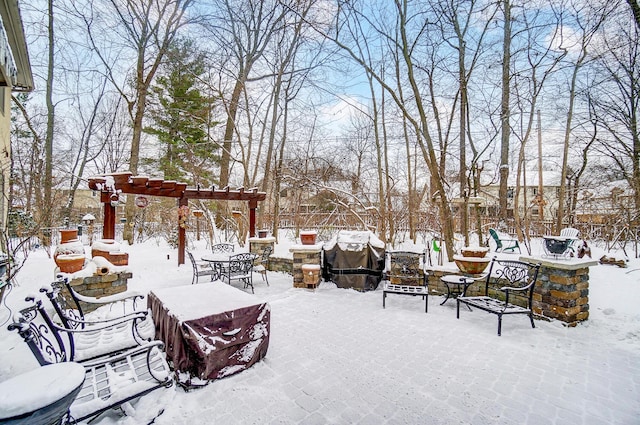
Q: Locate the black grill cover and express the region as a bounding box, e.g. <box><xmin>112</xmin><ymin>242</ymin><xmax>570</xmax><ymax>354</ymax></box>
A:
<box><xmin>322</xmin><ymin>231</ymin><xmax>386</xmax><ymax>291</ymax></box>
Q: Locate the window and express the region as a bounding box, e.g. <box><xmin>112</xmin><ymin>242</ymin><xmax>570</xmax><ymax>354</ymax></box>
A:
<box><xmin>507</xmin><ymin>188</ymin><xmax>514</xmax><ymax>199</ymax></box>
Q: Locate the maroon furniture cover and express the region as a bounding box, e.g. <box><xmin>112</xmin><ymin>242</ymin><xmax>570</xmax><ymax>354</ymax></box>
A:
<box><xmin>148</xmin><ymin>282</ymin><xmax>270</xmax><ymax>380</ymax></box>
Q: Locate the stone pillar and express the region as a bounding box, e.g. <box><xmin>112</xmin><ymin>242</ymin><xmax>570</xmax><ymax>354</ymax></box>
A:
<box><xmin>520</xmin><ymin>256</ymin><xmax>598</xmax><ymax>327</ymax></box>
<box><xmin>65</xmin><ymin>272</ymin><xmax>133</xmax><ymax>314</ymax></box>
<box><xmin>249</xmin><ymin>236</ymin><xmax>276</xmax><ymax>266</ymax></box>
<box><xmin>289</xmin><ymin>244</ymin><xmax>323</xmax><ymax>288</ymax></box>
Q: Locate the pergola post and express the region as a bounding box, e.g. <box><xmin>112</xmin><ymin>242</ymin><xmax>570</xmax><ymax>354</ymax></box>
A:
<box><xmin>101</xmin><ymin>192</ymin><xmax>116</xmax><ymax>240</ymax></box>
<box><xmin>178</xmin><ymin>197</ymin><xmax>188</xmax><ymax>266</ymax></box>
<box><xmin>249</xmin><ymin>199</ymin><xmax>258</xmax><ymax>238</ymax></box>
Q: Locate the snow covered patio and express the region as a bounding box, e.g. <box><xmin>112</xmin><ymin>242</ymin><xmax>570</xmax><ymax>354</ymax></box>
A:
<box><xmin>1</xmin><ymin>240</ymin><xmax>639</xmax><ymax>424</ymax></box>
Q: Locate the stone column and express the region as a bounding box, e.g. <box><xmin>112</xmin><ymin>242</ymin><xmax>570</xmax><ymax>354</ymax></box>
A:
<box><xmin>65</xmin><ymin>271</ymin><xmax>133</xmax><ymax>314</ymax></box>
<box><xmin>289</xmin><ymin>244</ymin><xmax>323</xmax><ymax>288</ymax></box>
<box><xmin>520</xmin><ymin>256</ymin><xmax>598</xmax><ymax>327</ymax></box>
<box><xmin>249</xmin><ymin>236</ymin><xmax>276</xmax><ymax>269</ymax></box>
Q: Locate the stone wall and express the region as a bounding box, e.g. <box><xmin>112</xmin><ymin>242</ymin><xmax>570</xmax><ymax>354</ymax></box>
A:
<box><xmin>64</xmin><ymin>272</ymin><xmax>132</xmax><ymax>314</ymax></box>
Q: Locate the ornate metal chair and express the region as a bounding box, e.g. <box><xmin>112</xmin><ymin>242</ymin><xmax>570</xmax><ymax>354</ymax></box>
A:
<box><xmin>221</xmin><ymin>252</ymin><xmax>257</xmax><ymax>293</ymax></box>
<box><xmin>211</xmin><ymin>243</ymin><xmax>235</xmax><ymax>254</ymax></box>
<box><xmin>382</xmin><ymin>251</ymin><xmax>429</xmax><ymax>312</ymax></box>
<box><xmin>457</xmin><ymin>258</ymin><xmax>541</xmax><ymax>336</ymax></box>
<box><xmin>252</xmin><ymin>246</ymin><xmax>272</xmax><ymax>286</ymax></box>
<box><xmin>187</xmin><ymin>250</ymin><xmax>219</xmax><ymax>284</ymax></box>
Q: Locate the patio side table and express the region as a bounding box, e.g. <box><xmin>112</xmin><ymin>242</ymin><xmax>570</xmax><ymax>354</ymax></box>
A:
<box><xmin>440</xmin><ymin>275</ymin><xmax>476</xmax><ymax>306</ymax></box>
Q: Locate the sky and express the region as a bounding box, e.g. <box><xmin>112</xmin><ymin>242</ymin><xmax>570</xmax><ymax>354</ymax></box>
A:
<box><xmin>0</xmin><ymin>234</ymin><xmax>638</xmax><ymax>424</ymax></box>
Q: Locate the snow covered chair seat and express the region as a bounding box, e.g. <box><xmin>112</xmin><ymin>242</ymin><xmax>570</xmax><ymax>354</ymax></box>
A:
<box><xmin>382</xmin><ymin>251</ymin><xmax>429</xmax><ymax>313</ymax></box>
<box><xmin>8</xmin><ymin>299</ymin><xmax>173</xmax><ymax>423</ymax></box>
<box><xmin>30</xmin><ymin>290</ymin><xmax>152</xmax><ymax>363</ymax></box>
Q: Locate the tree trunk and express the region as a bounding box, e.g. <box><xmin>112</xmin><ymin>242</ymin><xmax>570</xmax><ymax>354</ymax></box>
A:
<box><xmin>499</xmin><ymin>0</ymin><xmax>512</xmax><ymax>223</ymax></box>
<box><xmin>44</xmin><ymin>0</ymin><xmax>55</xmax><ymax>245</ymax></box>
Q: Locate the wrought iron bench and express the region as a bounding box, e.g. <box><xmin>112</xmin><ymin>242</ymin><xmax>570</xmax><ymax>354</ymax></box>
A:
<box><xmin>456</xmin><ymin>258</ymin><xmax>541</xmax><ymax>336</ymax></box>
<box><xmin>382</xmin><ymin>251</ymin><xmax>429</xmax><ymax>312</ymax></box>
<box><xmin>8</xmin><ymin>298</ymin><xmax>173</xmax><ymax>423</ymax></box>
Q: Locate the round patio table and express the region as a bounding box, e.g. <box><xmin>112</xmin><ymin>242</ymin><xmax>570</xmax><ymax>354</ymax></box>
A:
<box><xmin>440</xmin><ymin>274</ymin><xmax>476</xmax><ymax>306</ymax></box>
<box><xmin>0</xmin><ymin>362</ymin><xmax>85</xmax><ymax>425</ymax></box>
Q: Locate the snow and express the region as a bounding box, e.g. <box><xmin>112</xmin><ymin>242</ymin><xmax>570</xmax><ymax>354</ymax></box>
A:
<box><xmin>0</xmin><ymin>362</ymin><xmax>84</xmax><ymax>419</ymax></box>
<box><xmin>151</xmin><ymin>282</ymin><xmax>264</xmax><ymax>322</ymax></box>
<box><xmin>0</xmin><ymin>236</ymin><xmax>639</xmax><ymax>424</ymax></box>
<box><xmin>323</xmin><ymin>230</ymin><xmax>386</xmax><ymax>251</ymax></box>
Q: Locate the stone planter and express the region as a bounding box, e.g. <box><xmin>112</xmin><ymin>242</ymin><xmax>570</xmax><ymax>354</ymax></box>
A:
<box><xmin>453</xmin><ymin>255</ymin><xmax>491</xmax><ymax>275</ymax></box>
<box><xmin>300</xmin><ymin>231</ymin><xmax>317</xmax><ymax>245</ymax></box>
<box><xmin>460</xmin><ymin>246</ymin><xmax>489</xmax><ymax>258</ymax></box>
<box><xmin>59</xmin><ymin>229</ymin><xmax>78</xmax><ymax>244</ymax></box>
<box><xmin>54</xmin><ymin>229</ymin><xmax>85</xmax><ymax>263</ymax></box>
<box><xmin>258</xmin><ymin>230</ymin><xmax>269</xmax><ymax>238</ymax></box>
<box><xmin>56</xmin><ymin>254</ymin><xmax>86</xmax><ymax>273</ymax></box>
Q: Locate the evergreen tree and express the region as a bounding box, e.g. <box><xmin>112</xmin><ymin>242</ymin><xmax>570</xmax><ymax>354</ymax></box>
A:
<box><xmin>145</xmin><ymin>38</ymin><xmax>219</xmax><ymax>185</ymax></box>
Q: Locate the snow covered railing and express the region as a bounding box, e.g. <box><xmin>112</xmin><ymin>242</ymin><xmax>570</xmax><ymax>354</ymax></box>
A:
<box><xmin>8</xmin><ymin>299</ymin><xmax>173</xmax><ymax>423</ymax></box>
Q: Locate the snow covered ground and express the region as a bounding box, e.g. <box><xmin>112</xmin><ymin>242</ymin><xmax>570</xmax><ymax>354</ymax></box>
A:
<box><xmin>0</xmin><ymin>236</ymin><xmax>638</xmax><ymax>424</ymax></box>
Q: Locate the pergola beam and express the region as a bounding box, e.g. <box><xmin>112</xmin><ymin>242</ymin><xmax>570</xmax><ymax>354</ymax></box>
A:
<box><xmin>88</xmin><ymin>173</ymin><xmax>267</xmax><ymax>265</ymax></box>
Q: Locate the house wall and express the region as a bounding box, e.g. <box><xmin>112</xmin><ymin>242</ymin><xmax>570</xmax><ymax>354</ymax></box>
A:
<box><xmin>0</xmin><ymin>86</ymin><xmax>9</xmax><ymax>230</ymax></box>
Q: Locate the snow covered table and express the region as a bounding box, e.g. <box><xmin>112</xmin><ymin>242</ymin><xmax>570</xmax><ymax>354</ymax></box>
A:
<box><xmin>147</xmin><ymin>282</ymin><xmax>270</xmax><ymax>382</ymax></box>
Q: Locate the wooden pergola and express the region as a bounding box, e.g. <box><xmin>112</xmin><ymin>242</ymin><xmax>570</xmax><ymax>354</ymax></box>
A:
<box><xmin>87</xmin><ymin>172</ymin><xmax>267</xmax><ymax>265</ymax></box>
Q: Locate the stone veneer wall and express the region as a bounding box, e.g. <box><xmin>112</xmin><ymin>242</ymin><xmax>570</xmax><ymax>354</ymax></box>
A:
<box><xmin>64</xmin><ymin>272</ymin><xmax>132</xmax><ymax>314</ymax></box>
<box><xmin>268</xmin><ymin>256</ymin><xmax>293</xmax><ymax>274</ymax></box>
<box><xmin>521</xmin><ymin>256</ymin><xmax>596</xmax><ymax>327</ymax></box>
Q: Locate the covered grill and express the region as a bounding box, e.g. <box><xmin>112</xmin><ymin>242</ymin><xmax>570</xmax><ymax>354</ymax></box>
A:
<box><xmin>322</xmin><ymin>230</ymin><xmax>385</xmax><ymax>291</ymax></box>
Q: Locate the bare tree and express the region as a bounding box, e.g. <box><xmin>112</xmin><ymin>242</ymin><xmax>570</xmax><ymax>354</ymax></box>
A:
<box><xmin>555</xmin><ymin>1</ymin><xmax>608</xmax><ymax>233</ymax></box>
<box><xmin>78</xmin><ymin>0</ymin><xmax>195</xmax><ymax>243</ymax></box>
<box><xmin>201</xmin><ymin>0</ymin><xmax>287</xmax><ymax>189</ymax></box>
<box><xmin>589</xmin><ymin>6</ymin><xmax>640</xmax><ymax>212</ymax></box>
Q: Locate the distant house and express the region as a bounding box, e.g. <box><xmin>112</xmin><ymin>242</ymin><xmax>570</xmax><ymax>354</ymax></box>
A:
<box><xmin>0</xmin><ymin>2</ymin><xmax>33</xmax><ymax>230</ymax></box>
<box><xmin>480</xmin><ymin>171</ymin><xmax>632</xmax><ymax>224</ymax></box>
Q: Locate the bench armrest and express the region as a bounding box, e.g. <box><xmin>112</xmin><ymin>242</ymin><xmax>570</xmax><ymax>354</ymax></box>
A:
<box><xmin>55</xmin><ymin>311</ymin><xmax>149</xmax><ymax>333</ymax></box>
<box><xmin>71</xmin><ymin>289</ymin><xmax>143</xmax><ymax>305</ymax></box>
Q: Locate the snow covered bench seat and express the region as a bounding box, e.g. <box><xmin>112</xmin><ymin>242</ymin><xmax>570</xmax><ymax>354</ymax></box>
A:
<box><xmin>8</xmin><ymin>299</ymin><xmax>173</xmax><ymax>423</ymax></box>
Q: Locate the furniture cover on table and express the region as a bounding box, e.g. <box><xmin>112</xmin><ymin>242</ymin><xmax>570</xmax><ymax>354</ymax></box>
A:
<box><xmin>147</xmin><ymin>282</ymin><xmax>270</xmax><ymax>381</ymax></box>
